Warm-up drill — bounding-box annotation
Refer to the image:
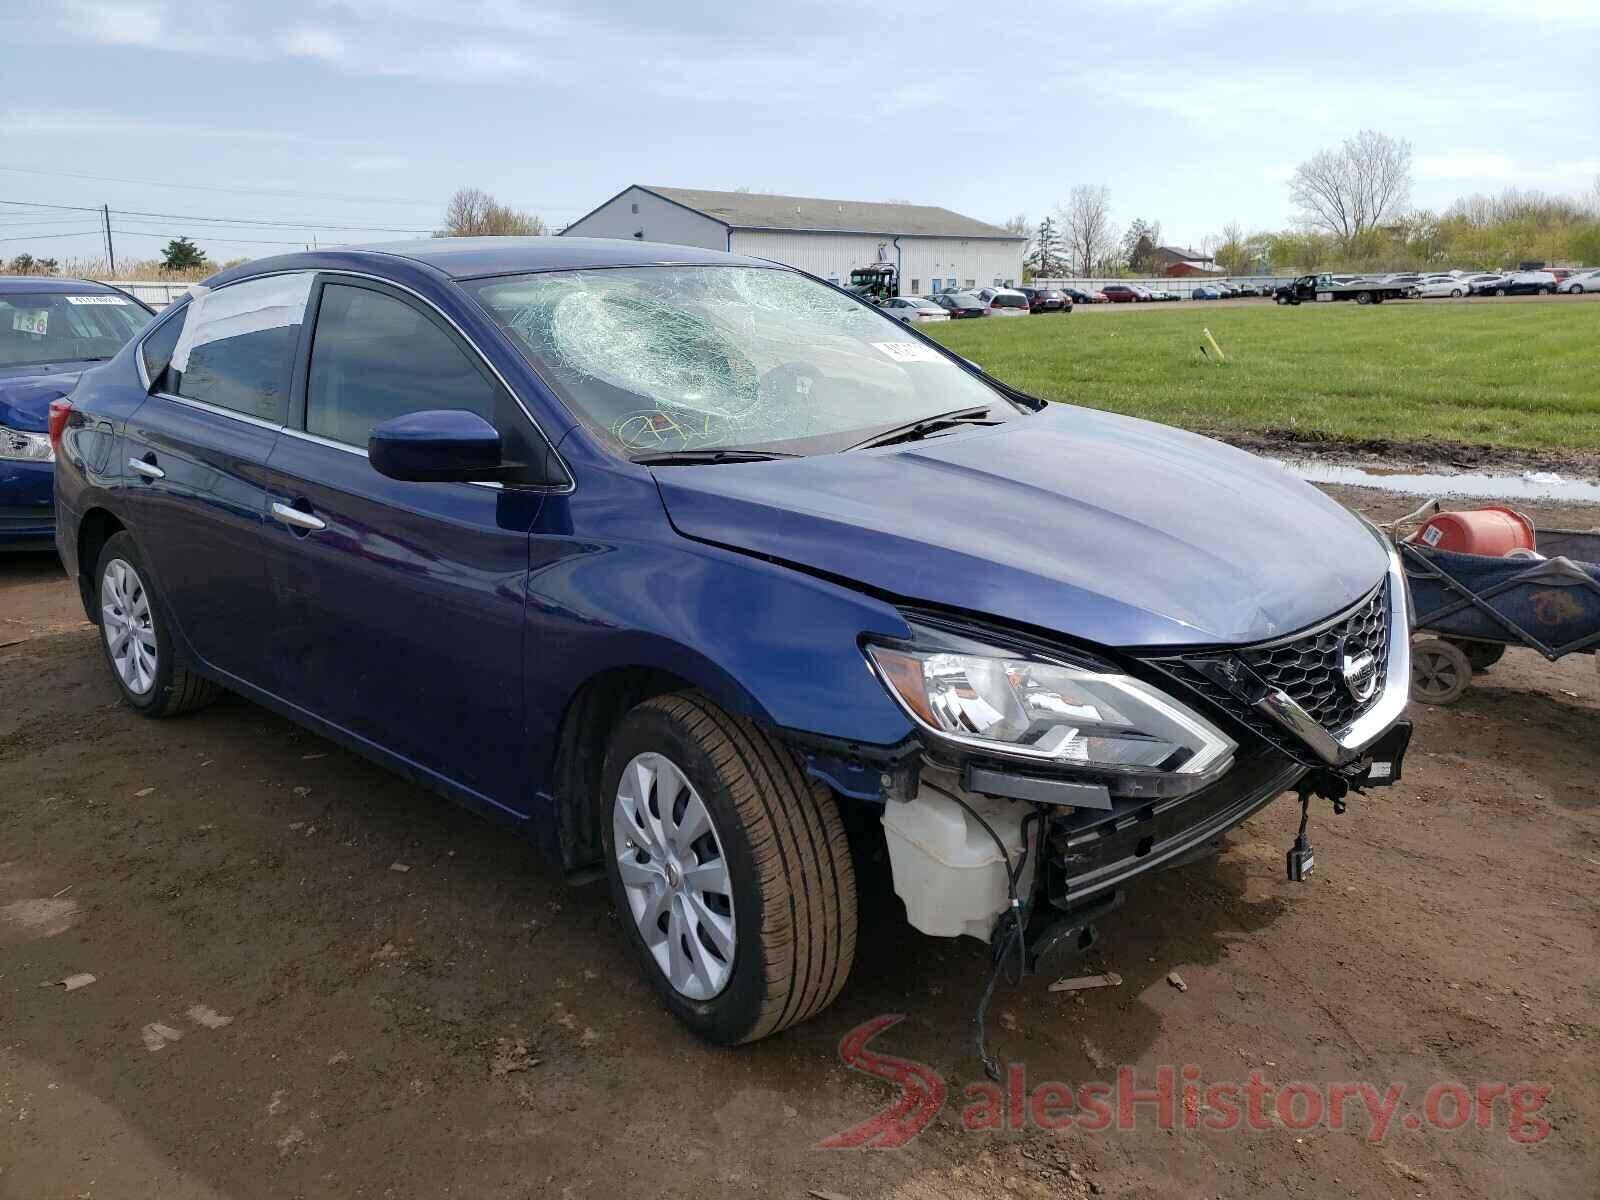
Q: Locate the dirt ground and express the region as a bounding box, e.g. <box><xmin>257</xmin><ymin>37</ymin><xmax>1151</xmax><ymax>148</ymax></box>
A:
<box><xmin>3</xmin><ymin>487</ymin><xmax>1598</xmax><ymax>1200</ymax></box>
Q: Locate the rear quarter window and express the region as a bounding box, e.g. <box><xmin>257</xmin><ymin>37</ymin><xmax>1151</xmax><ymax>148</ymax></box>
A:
<box><xmin>141</xmin><ymin>310</ymin><xmax>184</xmax><ymax>390</ymax></box>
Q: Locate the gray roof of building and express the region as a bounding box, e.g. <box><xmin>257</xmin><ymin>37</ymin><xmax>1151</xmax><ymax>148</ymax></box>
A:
<box><xmin>629</xmin><ymin>186</ymin><xmax>1024</xmax><ymax>240</ymax></box>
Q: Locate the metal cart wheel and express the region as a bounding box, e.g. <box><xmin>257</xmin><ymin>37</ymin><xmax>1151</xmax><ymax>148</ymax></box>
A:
<box><xmin>1412</xmin><ymin>638</ymin><xmax>1472</xmax><ymax>704</ymax></box>
<box><xmin>1447</xmin><ymin>639</ymin><xmax>1506</xmax><ymax>673</ymax></box>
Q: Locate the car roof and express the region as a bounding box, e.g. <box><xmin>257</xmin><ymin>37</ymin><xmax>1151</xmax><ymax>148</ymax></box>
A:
<box><xmin>207</xmin><ymin>237</ymin><xmax>773</xmax><ymax>287</ymax></box>
<box><xmin>0</xmin><ymin>275</ymin><xmax>127</xmax><ymax>296</ymax></box>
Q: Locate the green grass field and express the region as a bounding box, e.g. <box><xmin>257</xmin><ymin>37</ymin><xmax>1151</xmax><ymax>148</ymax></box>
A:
<box><xmin>922</xmin><ymin>301</ymin><xmax>1600</xmax><ymax>451</ymax></box>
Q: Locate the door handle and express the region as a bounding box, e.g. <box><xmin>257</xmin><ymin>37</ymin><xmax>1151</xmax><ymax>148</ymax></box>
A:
<box><xmin>129</xmin><ymin>456</ymin><xmax>165</xmax><ymax>481</ymax></box>
<box><xmin>271</xmin><ymin>501</ymin><xmax>327</xmax><ymax>533</ymax></box>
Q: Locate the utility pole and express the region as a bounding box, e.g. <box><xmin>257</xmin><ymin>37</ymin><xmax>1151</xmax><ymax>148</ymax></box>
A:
<box><xmin>102</xmin><ymin>204</ymin><xmax>116</xmax><ymax>275</ymax></box>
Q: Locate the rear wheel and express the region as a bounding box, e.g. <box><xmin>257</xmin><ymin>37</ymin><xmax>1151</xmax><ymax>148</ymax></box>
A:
<box><xmin>1411</xmin><ymin>638</ymin><xmax>1472</xmax><ymax>705</ymax></box>
<box><xmin>1450</xmin><ymin>288</ymin><xmax>1463</xmax><ymax>297</ymax></box>
<box><xmin>1494</xmin><ymin>287</ymin><xmax>1507</xmax><ymax>297</ymax></box>
<box><xmin>600</xmin><ymin>692</ymin><xmax>856</xmax><ymax>1044</ymax></box>
<box><xmin>94</xmin><ymin>532</ymin><xmax>220</xmax><ymax>717</ymax></box>
<box><xmin>1356</xmin><ymin>291</ymin><xmax>1372</xmax><ymax>305</ymax></box>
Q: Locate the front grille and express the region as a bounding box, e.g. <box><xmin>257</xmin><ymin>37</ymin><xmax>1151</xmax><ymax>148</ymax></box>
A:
<box><xmin>1240</xmin><ymin>581</ymin><xmax>1389</xmax><ymax>731</ymax></box>
<box><xmin>1147</xmin><ymin>581</ymin><xmax>1390</xmax><ymax>760</ymax></box>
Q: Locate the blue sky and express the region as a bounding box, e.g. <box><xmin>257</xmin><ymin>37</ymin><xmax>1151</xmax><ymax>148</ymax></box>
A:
<box><xmin>3</xmin><ymin>0</ymin><xmax>1597</xmax><ymax>267</ymax></box>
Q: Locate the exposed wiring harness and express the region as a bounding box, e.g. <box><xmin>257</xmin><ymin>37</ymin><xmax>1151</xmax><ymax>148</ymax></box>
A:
<box><xmin>921</xmin><ymin>779</ymin><xmax>1045</xmax><ymax>1081</ymax></box>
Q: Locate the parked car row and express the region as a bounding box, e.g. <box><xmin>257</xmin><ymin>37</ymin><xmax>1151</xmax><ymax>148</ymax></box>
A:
<box><xmin>1273</xmin><ymin>268</ymin><xmax>1600</xmax><ymax>305</ymax></box>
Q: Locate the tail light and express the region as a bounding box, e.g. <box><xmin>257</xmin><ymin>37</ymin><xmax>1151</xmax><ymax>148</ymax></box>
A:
<box><xmin>48</xmin><ymin>397</ymin><xmax>73</xmax><ymax>452</ymax></box>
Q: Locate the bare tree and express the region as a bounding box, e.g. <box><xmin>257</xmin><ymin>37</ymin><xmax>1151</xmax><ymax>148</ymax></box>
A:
<box><xmin>1213</xmin><ymin>221</ymin><xmax>1253</xmax><ymax>274</ymax></box>
<box><xmin>1058</xmin><ymin>186</ymin><xmax>1117</xmax><ymax>277</ymax></box>
<box><xmin>437</xmin><ymin>186</ymin><xmax>547</xmax><ymax>236</ymax></box>
<box><xmin>1290</xmin><ymin>130</ymin><xmax>1412</xmax><ymax>246</ymax></box>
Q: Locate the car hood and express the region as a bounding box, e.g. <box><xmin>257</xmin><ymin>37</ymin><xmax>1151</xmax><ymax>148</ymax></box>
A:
<box><xmin>0</xmin><ymin>362</ymin><xmax>90</xmax><ymax>432</ymax></box>
<box><xmin>653</xmin><ymin>405</ymin><xmax>1389</xmax><ymax>649</ymax></box>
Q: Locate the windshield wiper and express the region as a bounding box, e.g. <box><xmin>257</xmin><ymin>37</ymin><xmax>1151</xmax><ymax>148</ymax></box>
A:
<box><xmin>845</xmin><ymin>406</ymin><xmax>999</xmax><ymax>452</ymax></box>
<box><xmin>629</xmin><ymin>448</ymin><xmax>801</xmax><ymax>466</ymax></box>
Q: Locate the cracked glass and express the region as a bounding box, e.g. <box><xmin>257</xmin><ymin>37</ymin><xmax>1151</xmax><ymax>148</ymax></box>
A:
<box><xmin>469</xmin><ymin>266</ymin><xmax>1011</xmax><ymax>457</ymax></box>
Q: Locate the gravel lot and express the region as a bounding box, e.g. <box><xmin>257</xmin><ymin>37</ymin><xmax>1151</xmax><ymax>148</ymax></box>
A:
<box><xmin>3</xmin><ymin>488</ymin><xmax>1598</xmax><ymax>1199</ymax></box>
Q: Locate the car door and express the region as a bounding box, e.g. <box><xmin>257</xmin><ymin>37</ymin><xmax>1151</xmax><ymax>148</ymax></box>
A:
<box><xmin>257</xmin><ymin>275</ymin><xmax>545</xmax><ymax>811</ymax></box>
<box><xmin>120</xmin><ymin>273</ymin><xmax>314</xmax><ymax>690</ymax></box>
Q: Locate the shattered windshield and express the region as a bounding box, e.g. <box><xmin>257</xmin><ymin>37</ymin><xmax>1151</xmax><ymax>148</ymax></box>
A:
<box><xmin>467</xmin><ymin>266</ymin><xmax>1012</xmax><ymax>457</ymax></box>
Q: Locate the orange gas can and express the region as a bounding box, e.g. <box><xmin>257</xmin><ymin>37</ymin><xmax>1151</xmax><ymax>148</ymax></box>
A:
<box><xmin>1411</xmin><ymin>506</ymin><xmax>1535</xmax><ymax>556</ymax></box>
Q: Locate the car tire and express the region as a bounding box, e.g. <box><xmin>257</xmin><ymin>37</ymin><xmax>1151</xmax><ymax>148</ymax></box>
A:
<box><xmin>600</xmin><ymin>692</ymin><xmax>857</xmax><ymax>1045</ymax></box>
<box><xmin>1541</xmin><ymin>286</ymin><xmax>1553</xmax><ymax>295</ymax></box>
<box><xmin>1356</xmin><ymin>291</ymin><xmax>1372</xmax><ymax>305</ymax></box>
<box><xmin>1572</xmin><ymin>285</ymin><xmax>1585</xmax><ymax>294</ymax></box>
<box><xmin>1494</xmin><ymin>287</ymin><xmax>1507</xmax><ymax>297</ymax></box>
<box><xmin>94</xmin><ymin>531</ymin><xmax>221</xmax><ymax>718</ymax></box>
<box><xmin>1450</xmin><ymin>289</ymin><xmax>1462</xmax><ymax>297</ymax></box>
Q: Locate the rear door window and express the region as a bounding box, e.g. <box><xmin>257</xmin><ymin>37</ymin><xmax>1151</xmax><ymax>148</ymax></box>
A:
<box><xmin>171</xmin><ymin>273</ymin><xmax>312</xmax><ymax>423</ymax></box>
<box><xmin>304</xmin><ymin>282</ymin><xmax>499</xmax><ymax>448</ymax></box>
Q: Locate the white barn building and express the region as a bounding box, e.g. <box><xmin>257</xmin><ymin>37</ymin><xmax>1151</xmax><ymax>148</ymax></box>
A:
<box><xmin>560</xmin><ymin>185</ymin><xmax>1027</xmax><ymax>296</ymax></box>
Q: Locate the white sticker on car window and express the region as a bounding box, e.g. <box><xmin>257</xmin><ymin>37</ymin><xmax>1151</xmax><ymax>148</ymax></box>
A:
<box><xmin>12</xmin><ymin>310</ymin><xmax>47</xmax><ymax>336</ymax></box>
<box><xmin>171</xmin><ymin>274</ymin><xmax>313</xmax><ymax>374</ymax></box>
<box><xmin>872</xmin><ymin>341</ymin><xmax>943</xmax><ymax>364</ymax></box>
<box><xmin>64</xmin><ymin>295</ymin><xmax>130</xmax><ymax>306</ymax></box>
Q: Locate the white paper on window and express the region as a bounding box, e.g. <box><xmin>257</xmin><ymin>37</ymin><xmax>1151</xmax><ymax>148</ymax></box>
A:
<box><xmin>171</xmin><ymin>274</ymin><xmax>313</xmax><ymax>374</ymax></box>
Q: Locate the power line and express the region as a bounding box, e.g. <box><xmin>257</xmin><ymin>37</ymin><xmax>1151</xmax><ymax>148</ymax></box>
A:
<box><xmin>0</xmin><ymin>199</ymin><xmax>101</xmax><ymax>214</ymax></box>
<box><xmin>112</xmin><ymin>208</ymin><xmax>432</xmax><ymax>233</ymax></box>
<box><xmin>0</xmin><ymin>164</ymin><xmax>444</xmax><ymax>207</ymax></box>
<box><xmin>0</xmin><ymin>229</ymin><xmax>104</xmax><ymax>244</ymax></box>
<box><xmin>0</xmin><ymin>196</ymin><xmax>431</xmax><ymax>235</ymax></box>
<box><xmin>110</xmin><ymin>228</ymin><xmax>332</xmax><ymax>247</ymax></box>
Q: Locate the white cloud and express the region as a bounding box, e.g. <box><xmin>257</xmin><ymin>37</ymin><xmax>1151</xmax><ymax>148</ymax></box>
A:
<box><xmin>1416</xmin><ymin>151</ymin><xmax>1519</xmax><ymax>179</ymax></box>
<box><xmin>64</xmin><ymin>0</ymin><xmax>164</xmax><ymax>45</ymax></box>
<box><xmin>5</xmin><ymin>109</ymin><xmax>359</xmax><ymax>147</ymax></box>
<box><xmin>282</xmin><ymin>27</ymin><xmax>349</xmax><ymax>63</ymax></box>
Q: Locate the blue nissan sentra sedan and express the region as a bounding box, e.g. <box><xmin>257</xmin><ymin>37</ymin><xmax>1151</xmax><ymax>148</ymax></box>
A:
<box><xmin>2</xmin><ymin>277</ymin><xmax>153</xmax><ymax>550</ymax></box>
<box><xmin>52</xmin><ymin>238</ymin><xmax>1411</xmax><ymax>1047</ymax></box>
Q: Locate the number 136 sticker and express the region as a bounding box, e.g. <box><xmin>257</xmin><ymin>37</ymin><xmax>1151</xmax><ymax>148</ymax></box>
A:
<box><xmin>11</xmin><ymin>310</ymin><xmax>48</xmax><ymax>336</ymax></box>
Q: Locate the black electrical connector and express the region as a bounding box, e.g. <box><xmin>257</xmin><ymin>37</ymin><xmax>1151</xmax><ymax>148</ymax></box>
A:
<box><xmin>1287</xmin><ymin>791</ymin><xmax>1315</xmax><ymax>881</ymax></box>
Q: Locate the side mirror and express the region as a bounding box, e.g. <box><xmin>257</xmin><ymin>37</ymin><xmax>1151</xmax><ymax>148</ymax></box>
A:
<box><xmin>369</xmin><ymin>410</ymin><xmax>502</xmax><ymax>482</ymax></box>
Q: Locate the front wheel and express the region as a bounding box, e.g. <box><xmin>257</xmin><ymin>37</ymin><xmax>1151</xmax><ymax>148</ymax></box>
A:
<box><xmin>1572</xmin><ymin>285</ymin><xmax>1585</xmax><ymax>294</ymax></box>
<box><xmin>1451</xmin><ymin>288</ymin><xmax>1462</xmax><ymax>297</ymax></box>
<box><xmin>1495</xmin><ymin>287</ymin><xmax>1507</xmax><ymax>297</ymax></box>
<box><xmin>94</xmin><ymin>532</ymin><xmax>220</xmax><ymax>717</ymax></box>
<box><xmin>601</xmin><ymin>693</ymin><xmax>857</xmax><ymax>1044</ymax></box>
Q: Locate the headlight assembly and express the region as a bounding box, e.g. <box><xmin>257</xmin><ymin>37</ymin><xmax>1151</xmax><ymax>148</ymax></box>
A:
<box><xmin>867</xmin><ymin>630</ymin><xmax>1235</xmax><ymax>795</ymax></box>
<box><xmin>0</xmin><ymin>424</ymin><xmax>54</xmax><ymax>463</ymax></box>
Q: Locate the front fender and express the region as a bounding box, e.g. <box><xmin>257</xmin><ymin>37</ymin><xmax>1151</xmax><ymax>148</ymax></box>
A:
<box><xmin>522</xmin><ymin>531</ymin><xmax>920</xmax><ymax>784</ymax></box>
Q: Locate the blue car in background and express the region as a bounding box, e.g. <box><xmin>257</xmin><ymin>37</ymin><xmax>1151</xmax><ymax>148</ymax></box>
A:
<box><xmin>1190</xmin><ymin>284</ymin><xmax>1223</xmax><ymax>300</ymax></box>
<box><xmin>1</xmin><ymin>277</ymin><xmax>152</xmax><ymax>550</ymax></box>
<box><xmin>52</xmin><ymin>238</ymin><xmax>1411</xmax><ymax>1049</ymax></box>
